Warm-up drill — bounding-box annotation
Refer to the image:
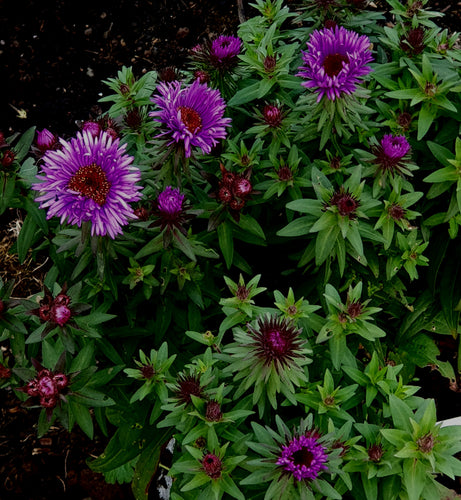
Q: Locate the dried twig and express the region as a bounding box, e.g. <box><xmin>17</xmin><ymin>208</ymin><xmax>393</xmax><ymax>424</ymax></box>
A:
<box><xmin>237</xmin><ymin>0</ymin><xmax>246</xmax><ymax>23</ymax></box>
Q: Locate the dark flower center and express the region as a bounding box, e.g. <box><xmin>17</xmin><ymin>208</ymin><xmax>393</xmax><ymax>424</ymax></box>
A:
<box><xmin>323</xmin><ymin>53</ymin><xmax>349</xmax><ymax>77</ymax></box>
<box><xmin>178</xmin><ymin>106</ymin><xmax>202</xmax><ymax>133</ymax></box>
<box><xmin>278</xmin><ymin>166</ymin><xmax>293</xmax><ymax>181</ymax></box>
<box><xmin>293</xmin><ymin>447</ymin><xmax>314</xmax><ymax>467</ymax></box>
<box><xmin>368</xmin><ymin>444</ymin><xmax>384</xmax><ymax>462</ymax></box>
<box><xmin>330</xmin><ymin>189</ymin><xmax>359</xmax><ymax>217</ymax></box>
<box><xmin>68</xmin><ymin>163</ymin><xmax>111</xmax><ymax>206</ymax></box>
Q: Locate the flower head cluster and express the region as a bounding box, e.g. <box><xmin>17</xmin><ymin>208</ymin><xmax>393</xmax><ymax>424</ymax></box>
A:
<box><xmin>277</xmin><ymin>432</ymin><xmax>329</xmax><ymax>481</ymax></box>
<box><xmin>18</xmin><ymin>358</ymin><xmax>69</xmax><ymax>419</ymax></box>
<box><xmin>30</xmin><ymin>286</ymin><xmax>73</xmax><ymax>327</ymax></box>
<box><xmin>215</xmin><ymin>163</ymin><xmax>254</xmax><ymax>220</ymax></box>
<box><xmin>297</xmin><ymin>26</ymin><xmax>373</xmax><ymax>101</ymax></box>
<box><xmin>150</xmin><ymin>80</ymin><xmax>231</xmax><ymax>158</ymax></box>
<box><xmin>372</xmin><ymin>134</ymin><xmax>411</xmax><ymax>176</ymax></box>
<box><xmin>32</xmin><ymin>131</ymin><xmax>142</xmax><ymax>238</ymax></box>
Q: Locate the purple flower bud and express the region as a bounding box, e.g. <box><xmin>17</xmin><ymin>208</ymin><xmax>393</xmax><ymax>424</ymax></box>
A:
<box><xmin>51</xmin><ymin>304</ymin><xmax>72</xmax><ymax>327</ymax></box>
<box><xmin>82</xmin><ymin>120</ymin><xmax>102</xmax><ymax>137</ymax></box>
<box><xmin>157</xmin><ymin>186</ymin><xmax>185</xmax><ymax>215</ymax></box>
<box><xmin>263</xmin><ymin>104</ymin><xmax>283</xmax><ymax>128</ymax></box>
<box><xmin>36</xmin><ymin>129</ymin><xmax>58</xmax><ymax>153</ymax></box>
<box><xmin>380</xmin><ymin>134</ymin><xmax>410</xmax><ymax>160</ymax></box>
<box><xmin>205</xmin><ymin>400</ymin><xmax>223</xmax><ymax>422</ymax></box>
<box><xmin>38</xmin><ymin>375</ymin><xmax>58</xmax><ymax>397</ymax></box>
<box><xmin>232</xmin><ymin>177</ymin><xmax>252</xmax><ymax>198</ymax></box>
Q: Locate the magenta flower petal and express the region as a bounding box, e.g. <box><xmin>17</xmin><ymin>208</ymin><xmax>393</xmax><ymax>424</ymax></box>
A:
<box><xmin>297</xmin><ymin>26</ymin><xmax>373</xmax><ymax>102</ymax></box>
<box><xmin>32</xmin><ymin>131</ymin><xmax>142</xmax><ymax>239</ymax></box>
<box><xmin>150</xmin><ymin>80</ymin><xmax>231</xmax><ymax>158</ymax></box>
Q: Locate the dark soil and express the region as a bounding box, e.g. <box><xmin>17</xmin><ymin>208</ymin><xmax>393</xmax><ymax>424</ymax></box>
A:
<box><xmin>1</xmin><ymin>0</ymin><xmax>461</xmax><ymax>498</ymax></box>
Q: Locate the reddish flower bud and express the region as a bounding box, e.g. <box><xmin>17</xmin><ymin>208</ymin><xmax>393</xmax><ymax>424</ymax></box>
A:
<box><xmin>232</xmin><ymin>177</ymin><xmax>252</xmax><ymax>198</ymax></box>
<box><xmin>388</xmin><ymin>203</ymin><xmax>406</xmax><ymax>221</ymax></box>
<box><xmin>82</xmin><ymin>120</ymin><xmax>101</xmax><ymax>137</ymax></box>
<box><xmin>140</xmin><ymin>365</ymin><xmax>155</xmax><ymax>379</ymax></box>
<box><xmin>194</xmin><ymin>70</ymin><xmax>210</xmax><ymax>84</ymax></box>
<box><xmin>264</xmin><ymin>55</ymin><xmax>277</xmax><ymax>73</ymax></box>
<box><xmin>51</xmin><ymin>304</ymin><xmax>72</xmax><ymax>327</ymax></box>
<box><xmin>38</xmin><ymin>375</ymin><xmax>58</xmax><ymax>397</ymax></box>
<box><xmin>53</xmin><ymin>372</ymin><xmax>69</xmax><ymax>390</ymax></box>
<box><xmin>205</xmin><ymin>400</ymin><xmax>223</xmax><ymax>422</ymax></box>
<box><xmin>347</xmin><ymin>301</ymin><xmax>363</xmax><ymax>319</ymax></box>
<box><xmin>2</xmin><ymin>149</ymin><xmax>16</xmax><ymax>167</ymax></box>
<box><xmin>218</xmin><ymin>186</ymin><xmax>233</xmax><ymax>204</ymax></box>
<box><xmin>277</xmin><ymin>165</ymin><xmax>293</xmax><ymax>182</ymax></box>
<box><xmin>0</xmin><ymin>365</ymin><xmax>11</xmax><ymax>379</ymax></box>
<box><xmin>229</xmin><ymin>198</ymin><xmax>245</xmax><ymax>211</ymax></box>
<box><xmin>368</xmin><ymin>443</ymin><xmax>384</xmax><ymax>462</ymax></box>
<box><xmin>201</xmin><ymin>453</ymin><xmax>223</xmax><ymax>479</ymax></box>
<box><xmin>40</xmin><ymin>394</ymin><xmax>58</xmax><ymax>408</ymax></box>
<box><xmin>263</xmin><ymin>104</ymin><xmax>283</xmax><ymax>128</ymax></box>
<box><xmin>119</xmin><ymin>83</ymin><xmax>131</xmax><ymax>95</ymax></box>
<box><xmin>417</xmin><ymin>433</ymin><xmax>435</xmax><ymax>453</ymax></box>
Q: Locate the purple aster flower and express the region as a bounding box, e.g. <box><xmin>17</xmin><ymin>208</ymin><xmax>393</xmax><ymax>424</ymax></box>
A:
<box><xmin>32</xmin><ymin>131</ymin><xmax>142</xmax><ymax>239</ymax></box>
<box><xmin>35</xmin><ymin>128</ymin><xmax>59</xmax><ymax>154</ymax></box>
<box><xmin>150</xmin><ymin>80</ymin><xmax>231</xmax><ymax>158</ymax></box>
<box><xmin>209</xmin><ymin>35</ymin><xmax>242</xmax><ymax>70</ymax></box>
<box><xmin>372</xmin><ymin>134</ymin><xmax>411</xmax><ymax>175</ymax></box>
<box><xmin>277</xmin><ymin>434</ymin><xmax>328</xmax><ymax>482</ymax></box>
<box><xmin>297</xmin><ymin>26</ymin><xmax>373</xmax><ymax>102</ymax></box>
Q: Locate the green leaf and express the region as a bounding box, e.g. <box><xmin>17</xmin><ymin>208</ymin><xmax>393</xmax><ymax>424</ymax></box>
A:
<box><xmin>402</xmin><ymin>459</ymin><xmax>426</xmax><ymax>500</ymax></box>
<box><xmin>315</xmin><ymin>225</ymin><xmax>340</xmax><ymax>265</ymax></box>
<box><xmin>417</xmin><ymin>102</ymin><xmax>437</xmax><ymax>140</ymax></box>
<box><xmin>69</xmin><ymin>399</ymin><xmax>94</xmax><ymax>438</ymax></box>
<box><xmin>217</xmin><ymin>221</ymin><xmax>234</xmax><ymax>269</ymax></box>
<box><xmin>277</xmin><ymin>216</ymin><xmax>313</xmax><ymax>237</ymax></box>
<box><xmin>389</xmin><ymin>394</ymin><xmax>414</xmax><ymax>432</ymax></box>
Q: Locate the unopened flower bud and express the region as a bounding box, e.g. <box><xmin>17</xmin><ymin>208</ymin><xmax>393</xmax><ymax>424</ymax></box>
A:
<box><xmin>82</xmin><ymin>121</ymin><xmax>101</xmax><ymax>137</ymax></box>
<box><xmin>36</xmin><ymin>129</ymin><xmax>58</xmax><ymax>153</ymax></box>
<box><xmin>53</xmin><ymin>372</ymin><xmax>69</xmax><ymax>390</ymax></box>
<box><xmin>232</xmin><ymin>177</ymin><xmax>252</xmax><ymax>198</ymax></box>
<box><xmin>368</xmin><ymin>443</ymin><xmax>384</xmax><ymax>462</ymax></box>
<box><xmin>201</xmin><ymin>453</ymin><xmax>223</xmax><ymax>479</ymax></box>
<box><xmin>38</xmin><ymin>376</ymin><xmax>58</xmax><ymax>397</ymax></box>
<box><xmin>205</xmin><ymin>400</ymin><xmax>223</xmax><ymax>422</ymax></box>
<box><xmin>51</xmin><ymin>304</ymin><xmax>72</xmax><ymax>326</ymax></box>
<box><xmin>2</xmin><ymin>149</ymin><xmax>16</xmax><ymax>167</ymax></box>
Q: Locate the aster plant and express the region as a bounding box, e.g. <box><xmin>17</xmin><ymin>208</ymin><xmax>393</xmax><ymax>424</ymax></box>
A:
<box><xmin>4</xmin><ymin>0</ymin><xmax>461</xmax><ymax>497</ymax></box>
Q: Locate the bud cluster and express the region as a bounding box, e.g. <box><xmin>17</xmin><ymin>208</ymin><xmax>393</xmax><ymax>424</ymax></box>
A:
<box><xmin>24</xmin><ymin>368</ymin><xmax>69</xmax><ymax>409</ymax></box>
<box><xmin>216</xmin><ymin>163</ymin><xmax>253</xmax><ymax>217</ymax></box>
<box><xmin>31</xmin><ymin>288</ymin><xmax>73</xmax><ymax>327</ymax></box>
